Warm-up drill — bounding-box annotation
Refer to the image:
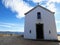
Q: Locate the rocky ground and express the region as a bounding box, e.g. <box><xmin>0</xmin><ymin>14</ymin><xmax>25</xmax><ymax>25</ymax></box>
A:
<box><xmin>0</xmin><ymin>36</ymin><xmax>60</xmax><ymax>45</ymax></box>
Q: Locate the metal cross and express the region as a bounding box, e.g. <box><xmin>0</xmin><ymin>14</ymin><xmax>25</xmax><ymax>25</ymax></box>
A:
<box><xmin>37</xmin><ymin>3</ymin><xmax>39</xmax><ymax>5</ymax></box>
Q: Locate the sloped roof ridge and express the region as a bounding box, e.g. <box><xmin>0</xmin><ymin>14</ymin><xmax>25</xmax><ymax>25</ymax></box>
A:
<box><xmin>25</xmin><ymin>5</ymin><xmax>55</xmax><ymax>15</ymax></box>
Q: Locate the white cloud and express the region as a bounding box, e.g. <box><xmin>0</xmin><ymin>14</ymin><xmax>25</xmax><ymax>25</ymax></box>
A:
<box><xmin>31</xmin><ymin>0</ymin><xmax>49</xmax><ymax>3</ymax></box>
<box><xmin>48</xmin><ymin>0</ymin><xmax>60</xmax><ymax>3</ymax></box>
<box><xmin>2</xmin><ymin>0</ymin><xmax>33</xmax><ymax>18</ymax></box>
<box><xmin>57</xmin><ymin>29</ymin><xmax>60</xmax><ymax>32</ymax></box>
<box><xmin>46</xmin><ymin>3</ymin><xmax>56</xmax><ymax>12</ymax></box>
<box><xmin>0</xmin><ymin>22</ymin><xmax>24</xmax><ymax>28</ymax></box>
<box><xmin>56</xmin><ymin>20</ymin><xmax>60</xmax><ymax>32</ymax></box>
<box><xmin>0</xmin><ymin>25</ymin><xmax>11</xmax><ymax>28</ymax></box>
<box><xmin>28</xmin><ymin>0</ymin><xmax>56</xmax><ymax>12</ymax></box>
<box><xmin>2</xmin><ymin>0</ymin><xmax>60</xmax><ymax>18</ymax></box>
<box><xmin>31</xmin><ymin>0</ymin><xmax>60</xmax><ymax>4</ymax></box>
<box><xmin>0</xmin><ymin>22</ymin><xmax>24</xmax><ymax>32</ymax></box>
<box><xmin>46</xmin><ymin>0</ymin><xmax>60</xmax><ymax>12</ymax></box>
<box><xmin>31</xmin><ymin>0</ymin><xmax>60</xmax><ymax>12</ymax></box>
<box><xmin>31</xmin><ymin>0</ymin><xmax>44</xmax><ymax>3</ymax></box>
<box><xmin>0</xmin><ymin>22</ymin><xmax>16</xmax><ymax>28</ymax></box>
<box><xmin>56</xmin><ymin>21</ymin><xmax>60</xmax><ymax>24</ymax></box>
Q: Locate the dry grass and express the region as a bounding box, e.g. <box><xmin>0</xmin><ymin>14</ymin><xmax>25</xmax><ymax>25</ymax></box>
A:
<box><xmin>0</xmin><ymin>34</ymin><xmax>60</xmax><ymax>45</ymax></box>
<box><xmin>0</xmin><ymin>34</ymin><xmax>19</xmax><ymax>37</ymax></box>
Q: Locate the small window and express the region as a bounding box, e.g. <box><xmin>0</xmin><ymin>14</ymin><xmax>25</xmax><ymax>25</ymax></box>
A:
<box><xmin>49</xmin><ymin>30</ymin><xmax>51</xmax><ymax>34</ymax></box>
<box><xmin>29</xmin><ymin>30</ymin><xmax>31</xmax><ymax>34</ymax></box>
<box><xmin>37</xmin><ymin>12</ymin><xmax>41</xmax><ymax>19</ymax></box>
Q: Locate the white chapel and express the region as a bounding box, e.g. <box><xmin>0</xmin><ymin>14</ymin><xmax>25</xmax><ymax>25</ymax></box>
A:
<box><xmin>24</xmin><ymin>4</ymin><xmax>57</xmax><ymax>40</ymax></box>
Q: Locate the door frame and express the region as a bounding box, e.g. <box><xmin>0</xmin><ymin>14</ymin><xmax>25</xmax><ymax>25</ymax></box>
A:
<box><xmin>36</xmin><ymin>23</ymin><xmax>44</xmax><ymax>39</ymax></box>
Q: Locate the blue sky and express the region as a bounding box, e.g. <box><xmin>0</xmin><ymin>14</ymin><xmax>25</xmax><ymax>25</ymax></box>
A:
<box><xmin>0</xmin><ymin>0</ymin><xmax>60</xmax><ymax>32</ymax></box>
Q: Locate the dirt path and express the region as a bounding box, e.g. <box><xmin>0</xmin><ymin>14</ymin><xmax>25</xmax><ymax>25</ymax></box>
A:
<box><xmin>0</xmin><ymin>36</ymin><xmax>60</xmax><ymax>45</ymax></box>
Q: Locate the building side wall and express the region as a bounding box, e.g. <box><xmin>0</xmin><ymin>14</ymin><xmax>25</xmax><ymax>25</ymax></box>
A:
<box><xmin>24</xmin><ymin>10</ymin><xmax>36</xmax><ymax>39</ymax></box>
<box><xmin>24</xmin><ymin>6</ymin><xmax>57</xmax><ymax>40</ymax></box>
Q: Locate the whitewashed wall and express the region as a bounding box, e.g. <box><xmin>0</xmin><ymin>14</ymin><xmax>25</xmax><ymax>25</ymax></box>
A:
<box><xmin>24</xmin><ymin>6</ymin><xmax>57</xmax><ymax>40</ymax></box>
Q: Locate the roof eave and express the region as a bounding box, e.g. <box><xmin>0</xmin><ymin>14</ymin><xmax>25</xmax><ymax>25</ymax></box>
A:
<box><xmin>24</xmin><ymin>5</ymin><xmax>55</xmax><ymax>15</ymax></box>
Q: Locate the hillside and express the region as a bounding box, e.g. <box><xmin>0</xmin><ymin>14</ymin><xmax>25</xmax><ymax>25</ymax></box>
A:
<box><xmin>0</xmin><ymin>31</ymin><xmax>24</xmax><ymax>35</ymax></box>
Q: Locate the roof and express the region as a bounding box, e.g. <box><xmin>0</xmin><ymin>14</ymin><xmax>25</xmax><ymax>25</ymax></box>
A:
<box><xmin>25</xmin><ymin>5</ymin><xmax>55</xmax><ymax>15</ymax></box>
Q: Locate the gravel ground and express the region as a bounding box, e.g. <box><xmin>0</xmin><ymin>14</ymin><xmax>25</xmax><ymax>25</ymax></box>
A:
<box><xmin>0</xmin><ymin>36</ymin><xmax>60</xmax><ymax>45</ymax></box>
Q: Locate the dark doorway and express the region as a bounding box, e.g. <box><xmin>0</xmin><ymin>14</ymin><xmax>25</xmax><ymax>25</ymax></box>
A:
<box><xmin>36</xmin><ymin>24</ymin><xmax>44</xmax><ymax>39</ymax></box>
